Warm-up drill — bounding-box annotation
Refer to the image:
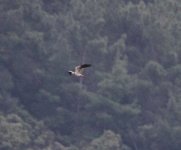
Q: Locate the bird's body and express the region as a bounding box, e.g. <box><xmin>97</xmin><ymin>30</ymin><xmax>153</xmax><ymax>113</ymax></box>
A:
<box><xmin>68</xmin><ymin>64</ymin><xmax>91</xmax><ymax>77</ymax></box>
<box><xmin>68</xmin><ymin>71</ymin><xmax>84</xmax><ymax>77</ymax></box>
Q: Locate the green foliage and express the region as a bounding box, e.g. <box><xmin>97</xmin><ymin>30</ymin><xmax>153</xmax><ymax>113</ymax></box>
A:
<box><xmin>0</xmin><ymin>0</ymin><xmax>180</xmax><ymax>150</ymax></box>
<box><xmin>0</xmin><ymin>114</ymin><xmax>30</xmax><ymax>150</ymax></box>
<box><xmin>84</xmin><ymin>130</ymin><xmax>122</xmax><ymax>150</ymax></box>
<box><xmin>0</xmin><ymin>112</ymin><xmax>65</xmax><ymax>150</ymax></box>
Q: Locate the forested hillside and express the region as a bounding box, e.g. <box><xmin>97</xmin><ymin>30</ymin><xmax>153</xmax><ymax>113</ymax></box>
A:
<box><xmin>0</xmin><ymin>0</ymin><xmax>181</xmax><ymax>150</ymax></box>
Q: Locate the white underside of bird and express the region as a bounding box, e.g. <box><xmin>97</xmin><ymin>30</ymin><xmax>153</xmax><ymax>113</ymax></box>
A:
<box><xmin>68</xmin><ymin>64</ymin><xmax>91</xmax><ymax>77</ymax></box>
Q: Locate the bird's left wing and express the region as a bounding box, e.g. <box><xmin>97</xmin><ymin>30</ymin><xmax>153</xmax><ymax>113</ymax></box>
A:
<box><xmin>75</xmin><ymin>65</ymin><xmax>82</xmax><ymax>74</ymax></box>
<box><xmin>80</xmin><ymin>64</ymin><xmax>91</xmax><ymax>69</ymax></box>
<box><xmin>75</xmin><ymin>64</ymin><xmax>91</xmax><ymax>74</ymax></box>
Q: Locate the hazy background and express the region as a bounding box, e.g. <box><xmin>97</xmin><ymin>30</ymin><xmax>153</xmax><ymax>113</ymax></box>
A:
<box><xmin>0</xmin><ymin>0</ymin><xmax>181</xmax><ymax>149</ymax></box>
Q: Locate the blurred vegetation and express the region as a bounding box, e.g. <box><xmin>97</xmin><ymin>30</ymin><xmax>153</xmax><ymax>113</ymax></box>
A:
<box><xmin>0</xmin><ymin>0</ymin><xmax>181</xmax><ymax>149</ymax></box>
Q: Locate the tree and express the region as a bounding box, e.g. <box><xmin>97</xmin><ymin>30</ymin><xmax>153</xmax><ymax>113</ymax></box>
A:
<box><xmin>84</xmin><ymin>130</ymin><xmax>127</xmax><ymax>150</ymax></box>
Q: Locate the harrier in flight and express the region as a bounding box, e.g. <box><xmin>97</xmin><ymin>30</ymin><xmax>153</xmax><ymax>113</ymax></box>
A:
<box><xmin>68</xmin><ymin>64</ymin><xmax>91</xmax><ymax>77</ymax></box>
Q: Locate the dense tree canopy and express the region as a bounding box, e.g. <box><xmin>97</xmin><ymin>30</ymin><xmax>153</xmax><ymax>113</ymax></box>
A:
<box><xmin>0</xmin><ymin>0</ymin><xmax>181</xmax><ymax>149</ymax></box>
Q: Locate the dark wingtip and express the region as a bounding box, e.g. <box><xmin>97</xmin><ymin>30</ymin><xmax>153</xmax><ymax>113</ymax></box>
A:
<box><xmin>81</xmin><ymin>64</ymin><xmax>92</xmax><ymax>68</ymax></box>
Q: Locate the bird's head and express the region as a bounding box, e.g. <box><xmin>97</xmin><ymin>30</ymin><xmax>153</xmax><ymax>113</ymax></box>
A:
<box><xmin>68</xmin><ymin>71</ymin><xmax>73</xmax><ymax>75</ymax></box>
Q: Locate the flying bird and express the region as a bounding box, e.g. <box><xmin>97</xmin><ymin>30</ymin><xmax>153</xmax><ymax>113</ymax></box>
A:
<box><xmin>68</xmin><ymin>64</ymin><xmax>91</xmax><ymax>77</ymax></box>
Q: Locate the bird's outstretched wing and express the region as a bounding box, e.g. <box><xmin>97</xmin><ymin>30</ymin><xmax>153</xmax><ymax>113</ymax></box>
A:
<box><xmin>75</xmin><ymin>64</ymin><xmax>91</xmax><ymax>74</ymax></box>
<box><xmin>80</xmin><ymin>64</ymin><xmax>91</xmax><ymax>69</ymax></box>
